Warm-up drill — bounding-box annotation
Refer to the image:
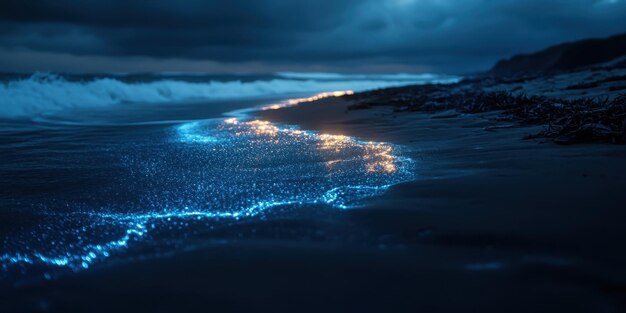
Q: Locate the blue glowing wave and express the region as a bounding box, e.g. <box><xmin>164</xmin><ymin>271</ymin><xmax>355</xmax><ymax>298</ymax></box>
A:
<box><xmin>1</xmin><ymin>116</ymin><xmax>415</xmax><ymax>275</ymax></box>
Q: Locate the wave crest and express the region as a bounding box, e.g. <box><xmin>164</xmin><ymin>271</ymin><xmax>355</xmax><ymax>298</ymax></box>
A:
<box><xmin>0</xmin><ymin>72</ymin><xmax>460</xmax><ymax>118</ymax></box>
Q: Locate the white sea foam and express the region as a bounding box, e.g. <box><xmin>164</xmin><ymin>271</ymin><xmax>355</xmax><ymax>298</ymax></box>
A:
<box><xmin>0</xmin><ymin>72</ymin><xmax>461</xmax><ymax>118</ymax></box>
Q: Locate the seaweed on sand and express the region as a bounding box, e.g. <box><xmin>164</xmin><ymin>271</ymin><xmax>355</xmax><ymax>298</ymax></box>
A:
<box><xmin>347</xmin><ymin>85</ymin><xmax>626</xmax><ymax>144</ymax></box>
<box><xmin>520</xmin><ymin>95</ymin><xmax>626</xmax><ymax>144</ymax></box>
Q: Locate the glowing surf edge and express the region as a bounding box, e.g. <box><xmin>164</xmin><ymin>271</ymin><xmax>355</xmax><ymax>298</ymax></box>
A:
<box><xmin>1</xmin><ymin>90</ymin><xmax>417</xmax><ymax>274</ymax></box>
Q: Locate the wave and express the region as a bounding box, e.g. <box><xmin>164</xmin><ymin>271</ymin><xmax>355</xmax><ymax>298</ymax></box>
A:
<box><xmin>0</xmin><ymin>72</ymin><xmax>461</xmax><ymax>118</ymax></box>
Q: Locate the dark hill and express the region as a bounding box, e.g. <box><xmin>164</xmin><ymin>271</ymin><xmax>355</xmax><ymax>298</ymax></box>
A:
<box><xmin>490</xmin><ymin>33</ymin><xmax>626</xmax><ymax>76</ymax></box>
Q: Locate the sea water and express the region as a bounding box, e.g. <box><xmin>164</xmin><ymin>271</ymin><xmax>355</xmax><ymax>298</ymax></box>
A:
<box><xmin>0</xmin><ymin>72</ymin><xmax>459</xmax><ymax>282</ymax></box>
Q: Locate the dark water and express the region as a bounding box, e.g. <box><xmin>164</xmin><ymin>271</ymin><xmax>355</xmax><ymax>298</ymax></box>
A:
<box><xmin>0</xmin><ymin>74</ymin><xmax>428</xmax><ymax>285</ymax></box>
<box><xmin>0</xmin><ymin>103</ymin><xmax>414</xmax><ymax>280</ymax></box>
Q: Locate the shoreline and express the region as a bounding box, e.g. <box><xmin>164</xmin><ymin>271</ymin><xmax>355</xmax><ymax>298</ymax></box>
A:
<box><xmin>3</xmin><ymin>83</ymin><xmax>626</xmax><ymax>312</ymax></box>
<box><xmin>252</xmin><ymin>81</ymin><xmax>626</xmax><ymax>309</ymax></box>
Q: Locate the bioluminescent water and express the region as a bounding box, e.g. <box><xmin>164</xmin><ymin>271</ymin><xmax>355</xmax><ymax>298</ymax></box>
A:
<box><xmin>0</xmin><ymin>72</ymin><xmax>453</xmax><ymax>282</ymax></box>
<box><xmin>1</xmin><ymin>115</ymin><xmax>414</xmax><ymax>275</ymax></box>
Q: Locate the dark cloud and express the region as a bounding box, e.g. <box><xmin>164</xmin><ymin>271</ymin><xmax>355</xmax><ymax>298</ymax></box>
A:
<box><xmin>0</xmin><ymin>0</ymin><xmax>625</xmax><ymax>73</ymax></box>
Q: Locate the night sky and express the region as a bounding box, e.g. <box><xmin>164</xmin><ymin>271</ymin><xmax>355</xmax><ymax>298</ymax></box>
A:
<box><xmin>1</xmin><ymin>0</ymin><xmax>625</xmax><ymax>74</ymax></box>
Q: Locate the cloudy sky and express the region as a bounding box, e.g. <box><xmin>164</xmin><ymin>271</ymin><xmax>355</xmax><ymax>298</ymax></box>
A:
<box><xmin>0</xmin><ymin>0</ymin><xmax>625</xmax><ymax>74</ymax></box>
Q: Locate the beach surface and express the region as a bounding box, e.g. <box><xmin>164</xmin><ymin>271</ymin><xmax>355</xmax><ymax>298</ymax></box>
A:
<box><xmin>4</xmin><ymin>91</ymin><xmax>626</xmax><ymax>313</ymax></box>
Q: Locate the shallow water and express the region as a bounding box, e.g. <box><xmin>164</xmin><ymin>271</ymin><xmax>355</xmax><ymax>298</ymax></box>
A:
<box><xmin>0</xmin><ymin>90</ymin><xmax>416</xmax><ymax>283</ymax></box>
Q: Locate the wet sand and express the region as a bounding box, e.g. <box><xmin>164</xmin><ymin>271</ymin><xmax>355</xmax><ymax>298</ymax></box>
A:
<box><xmin>3</xmin><ymin>96</ymin><xmax>626</xmax><ymax>313</ymax></box>
<box><xmin>260</xmin><ymin>97</ymin><xmax>626</xmax><ymax>311</ymax></box>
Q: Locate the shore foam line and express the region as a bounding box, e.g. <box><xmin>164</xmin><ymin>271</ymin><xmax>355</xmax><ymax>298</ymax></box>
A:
<box><xmin>1</xmin><ymin>91</ymin><xmax>416</xmax><ymax>276</ymax></box>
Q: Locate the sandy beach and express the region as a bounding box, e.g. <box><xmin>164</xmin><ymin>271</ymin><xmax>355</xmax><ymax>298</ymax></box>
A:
<box><xmin>4</xmin><ymin>91</ymin><xmax>625</xmax><ymax>313</ymax></box>
<box><xmin>3</xmin><ymin>2</ymin><xmax>626</xmax><ymax>312</ymax></box>
<box><xmin>261</xmin><ymin>91</ymin><xmax>626</xmax><ymax>310</ymax></box>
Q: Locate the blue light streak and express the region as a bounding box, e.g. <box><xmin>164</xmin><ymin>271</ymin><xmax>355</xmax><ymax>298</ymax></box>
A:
<box><xmin>1</xmin><ymin>111</ymin><xmax>416</xmax><ymax>276</ymax></box>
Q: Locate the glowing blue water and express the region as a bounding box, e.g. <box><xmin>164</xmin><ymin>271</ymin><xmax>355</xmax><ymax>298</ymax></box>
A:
<box><xmin>0</xmin><ymin>116</ymin><xmax>415</xmax><ymax>276</ymax></box>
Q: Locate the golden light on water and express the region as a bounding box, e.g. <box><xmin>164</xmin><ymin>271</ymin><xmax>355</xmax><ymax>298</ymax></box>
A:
<box><xmin>317</xmin><ymin>133</ymin><xmax>397</xmax><ymax>173</ymax></box>
<box><xmin>261</xmin><ymin>90</ymin><xmax>354</xmax><ymax>111</ymax></box>
<box><xmin>246</xmin><ymin>120</ymin><xmax>280</xmax><ymax>136</ymax></box>
<box><xmin>221</xmin><ymin>90</ymin><xmax>398</xmax><ymax>174</ymax></box>
<box><xmin>363</xmin><ymin>142</ymin><xmax>397</xmax><ymax>173</ymax></box>
<box><xmin>318</xmin><ymin>134</ymin><xmax>352</xmax><ymax>152</ymax></box>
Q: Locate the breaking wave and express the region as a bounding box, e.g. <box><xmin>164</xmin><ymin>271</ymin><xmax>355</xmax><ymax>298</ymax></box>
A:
<box><xmin>0</xmin><ymin>72</ymin><xmax>461</xmax><ymax>118</ymax></box>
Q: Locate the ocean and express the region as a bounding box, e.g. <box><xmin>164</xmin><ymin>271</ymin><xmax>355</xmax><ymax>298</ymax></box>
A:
<box><xmin>0</xmin><ymin>72</ymin><xmax>459</xmax><ymax>284</ymax></box>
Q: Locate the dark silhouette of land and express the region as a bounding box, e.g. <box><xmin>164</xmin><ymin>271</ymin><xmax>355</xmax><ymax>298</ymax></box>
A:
<box><xmin>343</xmin><ymin>33</ymin><xmax>626</xmax><ymax>145</ymax></box>
<box><xmin>491</xmin><ymin>33</ymin><xmax>626</xmax><ymax>76</ymax></box>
